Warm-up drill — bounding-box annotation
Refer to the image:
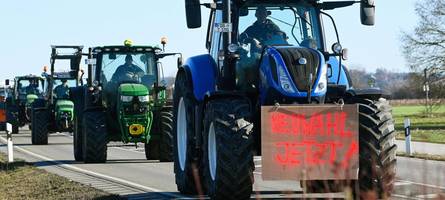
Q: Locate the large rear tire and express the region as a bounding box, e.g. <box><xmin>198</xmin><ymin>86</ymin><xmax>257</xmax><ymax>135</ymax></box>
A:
<box><xmin>304</xmin><ymin>97</ymin><xmax>397</xmax><ymax>199</ymax></box>
<box><xmin>202</xmin><ymin>98</ymin><xmax>254</xmax><ymax>200</ymax></box>
<box><xmin>73</xmin><ymin>116</ymin><xmax>83</xmax><ymax>161</ymax></box>
<box><xmin>31</xmin><ymin>109</ymin><xmax>49</xmax><ymax>145</ymax></box>
<box><xmin>82</xmin><ymin>111</ymin><xmax>107</xmax><ymax>163</ymax></box>
<box><xmin>173</xmin><ymin>72</ymin><xmax>200</xmax><ymax>194</ymax></box>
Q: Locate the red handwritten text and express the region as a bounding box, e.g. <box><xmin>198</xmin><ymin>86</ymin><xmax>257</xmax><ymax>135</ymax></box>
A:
<box><xmin>270</xmin><ymin>112</ymin><xmax>352</xmax><ymax>137</ymax></box>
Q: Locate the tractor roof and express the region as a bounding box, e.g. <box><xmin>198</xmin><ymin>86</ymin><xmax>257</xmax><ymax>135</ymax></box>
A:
<box><xmin>52</xmin><ymin>72</ymin><xmax>75</xmax><ymax>80</ymax></box>
<box><xmin>15</xmin><ymin>75</ymin><xmax>44</xmax><ymax>81</ymax></box>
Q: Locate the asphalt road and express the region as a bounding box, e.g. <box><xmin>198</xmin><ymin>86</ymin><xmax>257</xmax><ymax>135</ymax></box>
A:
<box><xmin>0</xmin><ymin>129</ymin><xmax>444</xmax><ymax>199</ymax></box>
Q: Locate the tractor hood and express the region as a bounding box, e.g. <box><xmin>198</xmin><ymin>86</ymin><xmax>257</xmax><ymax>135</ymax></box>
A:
<box><xmin>119</xmin><ymin>83</ymin><xmax>149</xmax><ymax>96</ymax></box>
<box><xmin>258</xmin><ymin>46</ymin><xmax>327</xmax><ymax>102</ymax></box>
<box><xmin>26</xmin><ymin>94</ymin><xmax>39</xmax><ymax>105</ymax></box>
<box><xmin>56</xmin><ymin>100</ymin><xmax>74</xmax><ymax>110</ymax></box>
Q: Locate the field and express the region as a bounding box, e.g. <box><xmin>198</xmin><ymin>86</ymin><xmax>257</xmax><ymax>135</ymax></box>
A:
<box><xmin>393</xmin><ymin>105</ymin><xmax>445</xmax><ymax>144</ymax></box>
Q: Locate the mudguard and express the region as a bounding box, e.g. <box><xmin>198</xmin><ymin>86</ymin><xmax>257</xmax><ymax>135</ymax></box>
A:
<box><xmin>346</xmin><ymin>88</ymin><xmax>390</xmax><ymax>100</ymax></box>
<box><xmin>182</xmin><ymin>54</ymin><xmax>217</xmax><ymax>101</ymax></box>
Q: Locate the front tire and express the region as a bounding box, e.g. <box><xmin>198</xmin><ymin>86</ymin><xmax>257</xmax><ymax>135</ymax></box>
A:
<box><xmin>12</xmin><ymin>124</ymin><xmax>19</xmax><ymax>134</ymax></box>
<box><xmin>159</xmin><ymin>109</ymin><xmax>174</xmax><ymax>162</ymax></box>
<box><xmin>82</xmin><ymin>111</ymin><xmax>107</xmax><ymax>163</ymax></box>
<box><xmin>73</xmin><ymin>116</ymin><xmax>83</xmax><ymax>161</ymax></box>
<box><xmin>31</xmin><ymin>109</ymin><xmax>49</xmax><ymax>145</ymax></box>
<box><xmin>145</xmin><ymin>109</ymin><xmax>174</xmax><ymax>162</ymax></box>
<box><xmin>202</xmin><ymin>98</ymin><xmax>254</xmax><ymax>200</ymax></box>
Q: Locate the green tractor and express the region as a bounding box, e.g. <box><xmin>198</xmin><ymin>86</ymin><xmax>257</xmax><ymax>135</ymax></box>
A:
<box><xmin>6</xmin><ymin>75</ymin><xmax>45</xmax><ymax>133</ymax></box>
<box><xmin>31</xmin><ymin>46</ymin><xmax>84</xmax><ymax>145</ymax></box>
<box><xmin>71</xmin><ymin>40</ymin><xmax>180</xmax><ymax>163</ymax></box>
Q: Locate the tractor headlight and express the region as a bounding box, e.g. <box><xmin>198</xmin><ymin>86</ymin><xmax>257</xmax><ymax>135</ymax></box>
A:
<box><xmin>138</xmin><ymin>95</ymin><xmax>149</xmax><ymax>102</ymax></box>
<box><xmin>121</xmin><ymin>95</ymin><xmax>133</xmax><ymax>102</ymax></box>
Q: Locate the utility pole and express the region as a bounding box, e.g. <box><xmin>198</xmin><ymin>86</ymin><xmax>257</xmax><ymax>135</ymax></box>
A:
<box><xmin>423</xmin><ymin>68</ymin><xmax>430</xmax><ymax>114</ymax></box>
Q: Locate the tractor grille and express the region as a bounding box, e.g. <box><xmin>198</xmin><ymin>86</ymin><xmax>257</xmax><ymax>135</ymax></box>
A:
<box><xmin>276</xmin><ymin>48</ymin><xmax>320</xmax><ymax>92</ymax></box>
<box><xmin>123</xmin><ymin>101</ymin><xmax>147</xmax><ymax>115</ymax></box>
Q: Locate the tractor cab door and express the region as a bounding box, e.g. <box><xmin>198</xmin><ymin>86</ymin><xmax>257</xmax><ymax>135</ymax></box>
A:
<box><xmin>208</xmin><ymin>9</ymin><xmax>224</xmax><ymax>69</ymax></box>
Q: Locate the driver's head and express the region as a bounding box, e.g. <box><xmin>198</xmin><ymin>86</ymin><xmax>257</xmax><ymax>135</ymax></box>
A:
<box><xmin>255</xmin><ymin>6</ymin><xmax>269</xmax><ymax>22</ymax></box>
<box><xmin>125</xmin><ymin>54</ymin><xmax>133</xmax><ymax>65</ymax></box>
<box><xmin>62</xmin><ymin>79</ymin><xmax>68</xmax><ymax>85</ymax></box>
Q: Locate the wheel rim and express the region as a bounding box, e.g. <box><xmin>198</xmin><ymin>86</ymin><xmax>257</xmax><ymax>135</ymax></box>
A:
<box><xmin>208</xmin><ymin>122</ymin><xmax>217</xmax><ymax>181</ymax></box>
<box><xmin>177</xmin><ymin>97</ymin><xmax>187</xmax><ymax>171</ymax></box>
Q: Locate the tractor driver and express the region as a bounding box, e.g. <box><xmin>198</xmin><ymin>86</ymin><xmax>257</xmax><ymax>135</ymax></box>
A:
<box><xmin>25</xmin><ymin>80</ymin><xmax>40</xmax><ymax>95</ymax></box>
<box><xmin>54</xmin><ymin>79</ymin><xmax>70</xmax><ymax>99</ymax></box>
<box><xmin>240</xmin><ymin>6</ymin><xmax>286</xmax><ymax>49</ymax></box>
<box><xmin>111</xmin><ymin>54</ymin><xmax>145</xmax><ymax>84</ymax></box>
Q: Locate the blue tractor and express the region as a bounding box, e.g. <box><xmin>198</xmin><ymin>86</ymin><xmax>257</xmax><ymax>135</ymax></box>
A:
<box><xmin>174</xmin><ymin>0</ymin><xmax>396</xmax><ymax>199</ymax></box>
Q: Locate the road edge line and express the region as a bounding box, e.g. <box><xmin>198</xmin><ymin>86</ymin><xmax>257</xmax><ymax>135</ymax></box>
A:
<box><xmin>0</xmin><ymin>135</ymin><xmax>185</xmax><ymax>199</ymax></box>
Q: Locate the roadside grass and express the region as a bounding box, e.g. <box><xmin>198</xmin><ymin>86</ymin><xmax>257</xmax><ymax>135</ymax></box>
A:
<box><xmin>396</xmin><ymin>130</ymin><xmax>445</xmax><ymax>144</ymax></box>
<box><xmin>393</xmin><ymin>105</ymin><xmax>445</xmax><ymax>144</ymax></box>
<box><xmin>0</xmin><ymin>153</ymin><xmax>123</xmax><ymax>200</ymax></box>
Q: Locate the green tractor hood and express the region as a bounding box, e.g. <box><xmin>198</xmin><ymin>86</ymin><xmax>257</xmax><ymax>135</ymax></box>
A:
<box><xmin>26</xmin><ymin>94</ymin><xmax>39</xmax><ymax>105</ymax></box>
<box><xmin>55</xmin><ymin>99</ymin><xmax>74</xmax><ymax>130</ymax></box>
<box><xmin>119</xmin><ymin>83</ymin><xmax>149</xmax><ymax>96</ymax></box>
<box><xmin>117</xmin><ymin>83</ymin><xmax>152</xmax><ymax>144</ymax></box>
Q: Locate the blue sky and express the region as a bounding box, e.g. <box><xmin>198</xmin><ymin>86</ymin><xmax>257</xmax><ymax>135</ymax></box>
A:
<box><xmin>0</xmin><ymin>0</ymin><xmax>417</xmax><ymax>81</ymax></box>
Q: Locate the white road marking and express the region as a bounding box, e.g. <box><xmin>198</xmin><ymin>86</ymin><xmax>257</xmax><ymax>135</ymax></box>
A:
<box><xmin>394</xmin><ymin>181</ymin><xmax>412</xmax><ymax>186</ymax></box>
<box><xmin>415</xmin><ymin>194</ymin><xmax>440</xmax><ymax>198</ymax></box>
<box><xmin>400</xmin><ymin>180</ymin><xmax>445</xmax><ymax>190</ymax></box>
<box><xmin>0</xmin><ymin>135</ymin><xmax>185</xmax><ymax>199</ymax></box>
<box><xmin>392</xmin><ymin>194</ymin><xmax>422</xmax><ymax>200</ymax></box>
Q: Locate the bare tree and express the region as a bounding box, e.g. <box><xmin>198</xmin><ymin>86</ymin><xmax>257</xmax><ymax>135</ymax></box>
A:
<box><xmin>401</xmin><ymin>0</ymin><xmax>445</xmax><ymax>112</ymax></box>
<box><xmin>402</xmin><ymin>0</ymin><xmax>445</xmax><ymax>73</ymax></box>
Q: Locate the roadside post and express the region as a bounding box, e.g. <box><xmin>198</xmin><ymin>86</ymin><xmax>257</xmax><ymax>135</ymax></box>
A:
<box><xmin>6</xmin><ymin>122</ymin><xmax>13</xmax><ymax>163</ymax></box>
<box><xmin>404</xmin><ymin>118</ymin><xmax>412</xmax><ymax>156</ymax></box>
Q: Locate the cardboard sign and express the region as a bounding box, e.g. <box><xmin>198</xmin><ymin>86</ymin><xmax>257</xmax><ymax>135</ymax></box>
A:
<box><xmin>261</xmin><ymin>105</ymin><xmax>359</xmax><ymax>181</ymax></box>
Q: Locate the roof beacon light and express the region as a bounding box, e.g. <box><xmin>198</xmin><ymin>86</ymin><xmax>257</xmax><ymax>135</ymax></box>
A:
<box><xmin>124</xmin><ymin>39</ymin><xmax>133</xmax><ymax>47</ymax></box>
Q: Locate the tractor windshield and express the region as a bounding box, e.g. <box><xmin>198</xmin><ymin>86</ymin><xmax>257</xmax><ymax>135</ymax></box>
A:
<box><xmin>238</xmin><ymin>5</ymin><xmax>322</xmax><ymax>50</ymax></box>
<box><xmin>101</xmin><ymin>52</ymin><xmax>157</xmax><ymax>88</ymax></box>
<box><xmin>17</xmin><ymin>79</ymin><xmax>44</xmax><ymax>98</ymax></box>
<box><xmin>53</xmin><ymin>79</ymin><xmax>76</xmax><ymax>88</ymax></box>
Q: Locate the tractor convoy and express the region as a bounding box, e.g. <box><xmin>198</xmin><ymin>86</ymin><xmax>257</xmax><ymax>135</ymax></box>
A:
<box><xmin>1</xmin><ymin>0</ymin><xmax>398</xmax><ymax>199</ymax></box>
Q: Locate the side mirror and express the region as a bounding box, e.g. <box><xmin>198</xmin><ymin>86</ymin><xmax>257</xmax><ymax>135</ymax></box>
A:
<box><xmin>185</xmin><ymin>0</ymin><xmax>202</xmax><ymax>28</ymax></box>
<box><xmin>5</xmin><ymin>79</ymin><xmax>9</xmax><ymax>86</ymax></box>
<box><xmin>360</xmin><ymin>0</ymin><xmax>375</xmax><ymax>26</ymax></box>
